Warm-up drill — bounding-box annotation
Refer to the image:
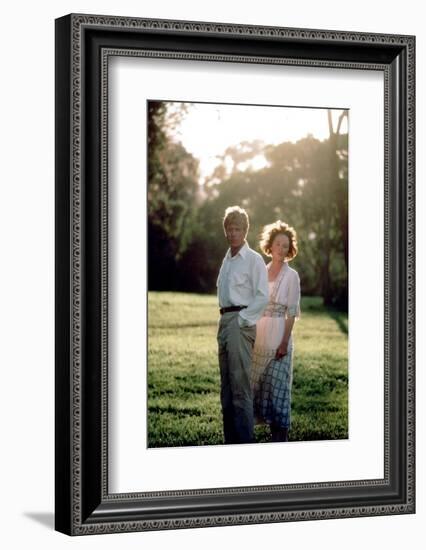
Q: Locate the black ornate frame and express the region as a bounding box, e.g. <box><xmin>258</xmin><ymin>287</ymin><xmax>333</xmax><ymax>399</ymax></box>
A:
<box><xmin>55</xmin><ymin>14</ymin><xmax>415</xmax><ymax>535</ymax></box>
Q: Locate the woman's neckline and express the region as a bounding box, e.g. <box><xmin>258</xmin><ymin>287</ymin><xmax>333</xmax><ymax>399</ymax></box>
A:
<box><xmin>267</xmin><ymin>261</ymin><xmax>287</xmax><ymax>282</ymax></box>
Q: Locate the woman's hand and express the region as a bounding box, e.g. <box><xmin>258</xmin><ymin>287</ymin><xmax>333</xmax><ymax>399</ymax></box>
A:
<box><xmin>276</xmin><ymin>316</ymin><xmax>295</xmax><ymax>360</ymax></box>
<box><xmin>275</xmin><ymin>341</ymin><xmax>288</xmax><ymax>360</ymax></box>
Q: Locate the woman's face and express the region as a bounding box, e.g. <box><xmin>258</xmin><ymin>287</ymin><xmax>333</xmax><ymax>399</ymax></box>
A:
<box><xmin>270</xmin><ymin>233</ymin><xmax>290</xmax><ymax>262</ymax></box>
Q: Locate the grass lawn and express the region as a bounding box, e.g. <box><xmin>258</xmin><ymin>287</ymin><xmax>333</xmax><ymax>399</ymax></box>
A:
<box><xmin>147</xmin><ymin>291</ymin><xmax>348</xmax><ymax>447</ymax></box>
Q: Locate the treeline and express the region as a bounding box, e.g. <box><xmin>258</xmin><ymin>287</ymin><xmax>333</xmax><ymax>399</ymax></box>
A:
<box><xmin>148</xmin><ymin>101</ymin><xmax>348</xmax><ymax>310</ymax></box>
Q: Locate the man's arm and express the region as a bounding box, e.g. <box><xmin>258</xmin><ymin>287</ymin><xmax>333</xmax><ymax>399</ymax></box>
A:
<box><xmin>239</xmin><ymin>255</ymin><xmax>268</xmax><ymax>326</ymax></box>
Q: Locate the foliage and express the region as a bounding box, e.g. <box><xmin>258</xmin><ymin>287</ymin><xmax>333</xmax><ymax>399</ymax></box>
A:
<box><xmin>147</xmin><ymin>101</ymin><xmax>200</xmax><ymax>289</ymax></box>
<box><xmin>147</xmin><ymin>292</ymin><xmax>348</xmax><ymax>447</ymax></box>
<box><xmin>148</xmin><ymin>102</ymin><xmax>348</xmax><ymax>309</ymax></box>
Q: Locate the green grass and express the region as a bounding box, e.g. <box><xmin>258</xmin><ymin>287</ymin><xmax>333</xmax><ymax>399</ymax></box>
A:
<box><xmin>148</xmin><ymin>292</ymin><xmax>348</xmax><ymax>447</ymax></box>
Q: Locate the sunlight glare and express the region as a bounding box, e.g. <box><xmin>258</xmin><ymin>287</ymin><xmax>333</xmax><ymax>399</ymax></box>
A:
<box><xmin>167</xmin><ymin>102</ymin><xmax>348</xmax><ymax>185</ymax></box>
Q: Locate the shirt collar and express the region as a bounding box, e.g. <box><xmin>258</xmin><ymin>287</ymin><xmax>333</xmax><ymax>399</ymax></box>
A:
<box><xmin>226</xmin><ymin>241</ymin><xmax>249</xmax><ymax>259</ymax></box>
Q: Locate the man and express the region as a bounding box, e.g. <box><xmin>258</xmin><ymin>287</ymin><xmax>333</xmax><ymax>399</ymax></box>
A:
<box><xmin>217</xmin><ymin>206</ymin><xmax>268</xmax><ymax>444</ymax></box>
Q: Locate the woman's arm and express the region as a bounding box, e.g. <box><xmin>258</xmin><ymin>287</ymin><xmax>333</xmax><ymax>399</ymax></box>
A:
<box><xmin>275</xmin><ymin>269</ymin><xmax>300</xmax><ymax>359</ymax></box>
<box><xmin>275</xmin><ymin>316</ymin><xmax>295</xmax><ymax>359</ymax></box>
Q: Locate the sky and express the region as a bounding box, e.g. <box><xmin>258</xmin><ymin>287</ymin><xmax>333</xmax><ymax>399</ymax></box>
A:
<box><xmin>167</xmin><ymin>101</ymin><xmax>348</xmax><ymax>185</ymax></box>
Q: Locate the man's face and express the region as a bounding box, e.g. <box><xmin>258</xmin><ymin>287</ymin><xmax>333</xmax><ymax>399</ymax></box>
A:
<box><xmin>225</xmin><ymin>223</ymin><xmax>246</xmax><ymax>250</ymax></box>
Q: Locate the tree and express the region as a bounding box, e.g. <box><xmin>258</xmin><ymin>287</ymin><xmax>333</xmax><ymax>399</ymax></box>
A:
<box><xmin>147</xmin><ymin>103</ymin><xmax>348</xmax><ymax>309</ymax></box>
<box><xmin>147</xmin><ymin>101</ymin><xmax>199</xmax><ymax>290</ymax></box>
<box><xmin>320</xmin><ymin>110</ymin><xmax>348</xmax><ymax>307</ymax></box>
<box><xmin>191</xmin><ymin>130</ymin><xmax>348</xmax><ymax>309</ymax></box>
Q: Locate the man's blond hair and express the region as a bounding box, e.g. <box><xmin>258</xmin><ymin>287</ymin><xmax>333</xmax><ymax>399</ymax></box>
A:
<box><xmin>223</xmin><ymin>206</ymin><xmax>249</xmax><ymax>234</ymax></box>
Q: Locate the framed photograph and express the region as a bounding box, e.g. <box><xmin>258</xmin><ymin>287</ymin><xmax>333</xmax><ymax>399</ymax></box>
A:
<box><xmin>55</xmin><ymin>14</ymin><xmax>415</xmax><ymax>535</ymax></box>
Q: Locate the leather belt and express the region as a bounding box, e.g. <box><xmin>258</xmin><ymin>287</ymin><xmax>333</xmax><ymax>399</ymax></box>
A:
<box><xmin>219</xmin><ymin>305</ymin><xmax>247</xmax><ymax>315</ymax></box>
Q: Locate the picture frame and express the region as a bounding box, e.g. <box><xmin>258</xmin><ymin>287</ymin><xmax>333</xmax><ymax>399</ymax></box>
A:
<box><xmin>55</xmin><ymin>13</ymin><xmax>415</xmax><ymax>535</ymax></box>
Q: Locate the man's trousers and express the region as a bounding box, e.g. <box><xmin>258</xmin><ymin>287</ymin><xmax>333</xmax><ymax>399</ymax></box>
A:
<box><xmin>217</xmin><ymin>312</ymin><xmax>256</xmax><ymax>444</ymax></box>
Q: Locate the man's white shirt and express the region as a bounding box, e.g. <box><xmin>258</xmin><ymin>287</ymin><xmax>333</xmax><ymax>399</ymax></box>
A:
<box><xmin>217</xmin><ymin>242</ymin><xmax>268</xmax><ymax>326</ymax></box>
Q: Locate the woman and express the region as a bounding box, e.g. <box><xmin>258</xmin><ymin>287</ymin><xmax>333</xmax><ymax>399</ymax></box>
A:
<box><xmin>251</xmin><ymin>220</ymin><xmax>301</xmax><ymax>442</ymax></box>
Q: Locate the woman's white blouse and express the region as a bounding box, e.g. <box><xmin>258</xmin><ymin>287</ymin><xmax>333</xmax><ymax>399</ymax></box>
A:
<box><xmin>255</xmin><ymin>263</ymin><xmax>301</xmax><ymax>351</ymax></box>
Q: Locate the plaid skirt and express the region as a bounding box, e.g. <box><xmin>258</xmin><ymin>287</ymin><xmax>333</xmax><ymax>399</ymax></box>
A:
<box><xmin>250</xmin><ymin>345</ymin><xmax>293</xmax><ymax>429</ymax></box>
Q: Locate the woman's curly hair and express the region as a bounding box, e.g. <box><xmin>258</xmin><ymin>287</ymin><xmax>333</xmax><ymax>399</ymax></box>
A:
<box><xmin>259</xmin><ymin>220</ymin><xmax>298</xmax><ymax>260</ymax></box>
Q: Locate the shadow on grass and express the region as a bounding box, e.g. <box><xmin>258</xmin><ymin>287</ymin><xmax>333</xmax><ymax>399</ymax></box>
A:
<box><xmin>301</xmin><ymin>296</ymin><xmax>348</xmax><ymax>335</ymax></box>
<box><xmin>327</xmin><ymin>309</ymin><xmax>348</xmax><ymax>335</ymax></box>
